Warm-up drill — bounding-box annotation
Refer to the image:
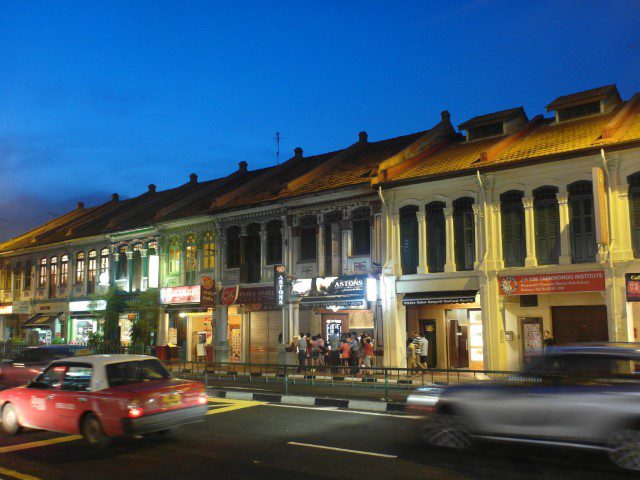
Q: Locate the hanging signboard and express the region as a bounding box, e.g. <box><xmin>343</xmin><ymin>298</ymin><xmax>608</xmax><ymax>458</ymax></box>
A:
<box><xmin>274</xmin><ymin>265</ymin><xmax>286</xmax><ymax>307</ymax></box>
<box><xmin>160</xmin><ymin>285</ymin><xmax>201</xmax><ymax>304</ymax></box>
<box><xmin>626</xmin><ymin>273</ymin><xmax>640</xmax><ymax>302</ymax></box>
<box><xmin>592</xmin><ymin>166</ymin><xmax>609</xmax><ymax>245</ymax></box>
<box><xmin>221</xmin><ymin>286</ymin><xmax>239</xmax><ymax>306</ymax></box>
<box><xmin>498</xmin><ymin>271</ymin><xmax>605</xmax><ymax>295</ymax></box>
<box><xmin>200</xmin><ymin>276</ymin><xmax>216</xmax><ymax>308</ymax></box>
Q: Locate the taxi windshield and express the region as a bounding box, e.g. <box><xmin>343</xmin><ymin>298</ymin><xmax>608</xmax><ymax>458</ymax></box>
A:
<box><xmin>106</xmin><ymin>359</ymin><xmax>170</xmax><ymax>387</ymax></box>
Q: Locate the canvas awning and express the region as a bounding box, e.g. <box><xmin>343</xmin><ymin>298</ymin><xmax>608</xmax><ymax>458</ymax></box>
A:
<box><xmin>22</xmin><ymin>312</ymin><xmax>63</xmax><ymax>329</ymax></box>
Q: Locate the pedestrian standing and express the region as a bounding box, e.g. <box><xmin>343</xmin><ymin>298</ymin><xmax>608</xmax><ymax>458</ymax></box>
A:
<box><xmin>305</xmin><ymin>332</ymin><xmax>314</xmax><ymax>371</ymax></box>
<box><xmin>349</xmin><ymin>334</ymin><xmax>359</xmax><ymax>374</ymax></box>
<box><xmin>363</xmin><ymin>337</ymin><xmax>375</xmax><ymax>375</ymax></box>
<box><xmin>407</xmin><ymin>339</ymin><xmax>418</xmax><ymax>372</ymax></box>
<box><xmin>296</xmin><ymin>333</ymin><xmax>307</xmax><ymax>373</ymax></box>
<box><xmin>416</xmin><ymin>333</ymin><xmax>429</xmax><ymax>370</ymax></box>
<box><xmin>339</xmin><ymin>338</ymin><xmax>351</xmax><ymax>370</ymax></box>
<box><xmin>316</xmin><ymin>334</ymin><xmax>325</xmax><ymax>368</ymax></box>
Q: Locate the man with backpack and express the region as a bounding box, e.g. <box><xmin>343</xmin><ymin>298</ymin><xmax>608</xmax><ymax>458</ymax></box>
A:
<box><xmin>349</xmin><ymin>333</ymin><xmax>360</xmax><ymax>374</ymax></box>
<box><xmin>296</xmin><ymin>333</ymin><xmax>307</xmax><ymax>373</ymax></box>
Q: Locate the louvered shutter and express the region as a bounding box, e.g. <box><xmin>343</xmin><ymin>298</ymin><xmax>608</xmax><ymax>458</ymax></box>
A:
<box><xmin>426</xmin><ymin>206</ymin><xmax>445</xmax><ymax>273</ymax></box>
<box><xmin>502</xmin><ymin>206</ymin><xmax>515</xmax><ymax>266</ymax></box>
<box><xmin>535</xmin><ymin>201</ymin><xmax>560</xmax><ymax>265</ymax></box>
<box><xmin>463</xmin><ymin>210</ymin><xmax>475</xmax><ymax>269</ymax></box>
<box><xmin>569</xmin><ymin>183</ymin><xmax>596</xmax><ymax>263</ymax></box>
<box><xmin>632</xmin><ymin>192</ymin><xmax>640</xmax><ymax>256</ymax></box>
<box><xmin>400</xmin><ymin>208</ymin><xmax>418</xmax><ymax>274</ymax></box>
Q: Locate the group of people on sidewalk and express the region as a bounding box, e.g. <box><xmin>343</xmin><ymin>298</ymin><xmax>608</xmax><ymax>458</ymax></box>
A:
<box><xmin>294</xmin><ymin>332</ymin><xmax>375</xmax><ymax>375</ymax></box>
<box><xmin>407</xmin><ymin>331</ymin><xmax>429</xmax><ymax>372</ymax></box>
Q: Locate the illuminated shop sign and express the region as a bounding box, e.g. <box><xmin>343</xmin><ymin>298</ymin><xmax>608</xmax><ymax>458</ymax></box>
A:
<box><xmin>69</xmin><ymin>300</ymin><xmax>107</xmax><ymax>312</ymax></box>
<box><xmin>148</xmin><ymin>255</ymin><xmax>160</xmax><ymax>288</ymax></box>
<box><xmin>292</xmin><ymin>275</ymin><xmax>375</xmax><ymax>309</ymax></box>
<box><xmin>274</xmin><ymin>265</ymin><xmax>286</xmax><ymax>307</ymax></box>
<box><xmin>160</xmin><ymin>285</ymin><xmax>201</xmax><ymax>304</ymax></box>
<box><xmin>498</xmin><ymin>271</ymin><xmax>605</xmax><ymax>295</ymax></box>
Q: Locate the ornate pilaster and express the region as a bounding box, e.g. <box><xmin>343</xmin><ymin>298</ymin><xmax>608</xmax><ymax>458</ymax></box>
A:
<box><xmin>416</xmin><ymin>209</ymin><xmax>428</xmax><ymax>274</ymax></box>
<box><xmin>556</xmin><ymin>192</ymin><xmax>572</xmax><ymax>265</ymax></box>
<box><xmin>443</xmin><ymin>206</ymin><xmax>456</xmax><ymax>272</ymax></box>
<box><xmin>522</xmin><ymin>196</ymin><xmax>537</xmax><ymax>267</ymax></box>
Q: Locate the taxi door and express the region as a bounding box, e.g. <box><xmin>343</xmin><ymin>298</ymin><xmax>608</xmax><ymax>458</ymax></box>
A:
<box><xmin>22</xmin><ymin>364</ymin><xmax>66</xmax><ymax>429</ymax></box>
<box><xmin>53</xmin><ymin>364</ymin><xmax>94</xmax><ymax>433</ymax></box>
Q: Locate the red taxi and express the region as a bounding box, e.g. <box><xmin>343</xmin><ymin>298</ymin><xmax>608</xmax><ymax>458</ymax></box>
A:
<box><xmin>0</xmin><ymin>354</ymin><xmax>207</xmax><ymax>447</ymax></box>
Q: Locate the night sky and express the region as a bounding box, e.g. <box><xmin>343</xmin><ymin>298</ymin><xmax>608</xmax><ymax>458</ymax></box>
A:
<box><xmin>1</xmin><ymin>1</ymin><xmax>639</xmax><ymax>241</ymax></box>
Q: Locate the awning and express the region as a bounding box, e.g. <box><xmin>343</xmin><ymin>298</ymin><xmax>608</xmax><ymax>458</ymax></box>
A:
<box><xmin>22</xmin><ymin>312</ymin><xmax>63</xmax><ymax>329</ymax></box>
<box><xmin>402</xmin><ymin>290</ymin><xmax>478</xmax><ymax>306</ymax></box>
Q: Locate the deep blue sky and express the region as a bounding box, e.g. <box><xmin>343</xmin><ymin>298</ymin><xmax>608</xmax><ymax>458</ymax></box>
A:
<box><xmin>1</xmin><ymin>0</ymin><xmax>639</xmax><ymax>240</ymax></box>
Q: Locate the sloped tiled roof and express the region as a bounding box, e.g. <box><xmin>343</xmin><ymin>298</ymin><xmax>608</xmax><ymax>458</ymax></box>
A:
<box><xmin>458</xmin><ymin>107</ymin><xmax>526</xmax><ymax>130</ymax></box>
<box><xmin>546</xmin><ymin>84</ymin><xmax>618</xmax><ymax>111</ymax></box>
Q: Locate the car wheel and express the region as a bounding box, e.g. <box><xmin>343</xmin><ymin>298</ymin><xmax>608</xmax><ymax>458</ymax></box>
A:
<box><xmin>1</xmin><ymin>403</ymin><xmax>22</xmax><ymax>436</ymax></box>
<box><xmin>420</xmin><ymin>414</ymin><xmax>471</xmax><ymax>449</ymax></box>
<box><xmin>81</xmin><ymin>413</ymin><xmax>112</xmax><ymax>448</ymax></box>
<box><xmin>609</xmin><ymin>430</ymin><xmax>640</xmax><ymax>472</ymax></box>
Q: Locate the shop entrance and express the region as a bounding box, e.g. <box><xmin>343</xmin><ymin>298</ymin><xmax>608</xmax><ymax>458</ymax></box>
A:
<box><xmin>551</xmin><ymin>305</ymin><xmax>608</xmax><ymax>344</ymax></box>
<box><xmin>418</xmin><ymin>319</ymin><xmax>437</xmax><ymax>368</ymax></box>
<box><xmin>447</xmin><ymin>319</ymin><xmax>469</xmax><ymax>369</ymax></box>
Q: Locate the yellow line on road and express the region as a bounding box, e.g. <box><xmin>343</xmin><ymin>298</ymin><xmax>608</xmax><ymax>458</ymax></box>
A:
<box><xmin>206</xmin><ymin>398</ymin><xmax>264</xmax><ymax>415</ymax></box>
<box><xmin>0</xmin><ymin>465</ymin><xmax>41</xmax><ymax>480</ymax></box>
<box><xmin>0</xmin><ymin>435</ymin><xmax>82</xmax><ymax>454</ymax></box>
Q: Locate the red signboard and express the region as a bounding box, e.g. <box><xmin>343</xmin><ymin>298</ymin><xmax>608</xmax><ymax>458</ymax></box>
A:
<box><xmin>160</xmin><ymin>285</ymin><xmax>201</xmax><ymax>304</ymax></box>
<box><xmin>220</xmin><ymin>285</ymin><xmax>275</xmax><ymax>306</ymax></box>
<box><xmin>498</xmin><ymin>271</ymin><xmax>605</xmax><ymax>296</ymax></box>
<box><xmin>200</xmin><ymin>276</ymin><xmax>216</xmax><ymax>308</ymax></box>
<box><xmin>221</xmin><ymin>286</ymin><xmax>239</xmax><ymax>306</ymax></box>
<box><xmin>626</xmin><ymin>273</ymin><xmax>640</xmax><ymax>302</ymax></box>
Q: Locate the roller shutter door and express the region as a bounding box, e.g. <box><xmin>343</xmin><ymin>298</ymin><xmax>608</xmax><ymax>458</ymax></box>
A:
<box><xmin>551</xmin><ymin>305</ymin><xmax>608</xmax><ymax>344</ymax></box>
<box><xmin>249</xmin><ymin>311</ymin><xmax>282</xmax><ymax>364</ymax></box>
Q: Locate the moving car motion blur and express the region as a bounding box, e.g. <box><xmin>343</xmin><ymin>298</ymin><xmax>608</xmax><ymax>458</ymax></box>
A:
<box><xmin>0</xmin><ymin>355</ymin><xmax>207</xmax><ymax>447</ymax></box>
<box><xmin>411</xmin><ymin>344</ymin><xmax>640</xmax><ymax>472</ymax></box>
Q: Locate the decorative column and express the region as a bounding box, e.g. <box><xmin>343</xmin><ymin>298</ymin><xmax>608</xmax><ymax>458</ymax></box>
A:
<box><xmin>178</xmin><ymin>238</ymin><xmax>187</xmax><ymax>286</ymax></box>
<box><xmin>416</xmin><ymin>208</ymin><xmax>428</xmax><ymax>274</ymax></box>
<box><xmin>140</xmin><ymin>248</ymin><xmax>149</xmax><ymax>291</ymax></box>
<box><xmin>616</xmin><ymin>183</ymin><xmax>635</xmax><ymax>260</ymax></box>
<box><xmin>214</xmin><ymin>305</ymin><xmax>229</xmax><ymax>362</ymax></box>
<box><xmin>390</xmin><ymin>213</ymin><xmax>400</xmax><ymax>275</ymax></box>
<box><xmin>239</xmin><ymin>226</ymin><xmax>248</xmax><ymax>283</ymax></box>
<box><xmin>523</xmin><ymin>196</ymin><xmax>537</xmax><ymax>267</ymax></box>
<box><xmin>490</xmin><ymin>202</ymin><xmax>503</xmax><ymax>269</ymax></box>
<box><xmin>280</xmin><ymin>220</ymin><xmax>290</xmax><ymax>270</ymax></box>
<box><xmin>556</xmin><ymin>192</ymin><xmax>572</xmax><ymax>264</ymax></box>
<box><xmin>341</xmin><ymin>219</ymin><xmax>350</xmax><ymax>275</ymax></box>
<box><xmin>444</xmin><ymin>206</ymin><xmax>456</xmax><ymax>272</ymax></box>
<box><xmin>111</xmin><ymin>249</ymin><xmax>119</xmax><ymax>287</ymax></box>
<box><xmin>196</xmin><ymin>234</ymin><xmax>205</xmax><ymax>277</ymax></box>
<box><xmin>214</xmin><ymin>227</ymin><xmax>224</xmax><ymax>283</ymax></box>
<box><xmin>472</xmin><ymin>204</ymin><xmax>481</xmax><ymax>270</ymax></box>
<box><xmin>317</xmin><ymin>223</ymin><xmax>326</xmax><ymax>277</ymax></box>
<box><xmin>259</xmin><ymin>224</ymin><xmax>268</xmax><ymax>282</ymax></box>
<box><xmin>125</xmin><ymin>249</ymin><xmax>134</xmax><ymax>292</ymax></box>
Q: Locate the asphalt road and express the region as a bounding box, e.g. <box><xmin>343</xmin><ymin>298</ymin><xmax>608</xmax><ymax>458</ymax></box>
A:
<box><xmin>0</xmin><ymin>398</ymin><xmax>634</xmax><ymax>480</ymax></box>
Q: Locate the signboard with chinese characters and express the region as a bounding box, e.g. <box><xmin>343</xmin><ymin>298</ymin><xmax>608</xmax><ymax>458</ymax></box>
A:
<box><xmin>498</xmin><ymin>271</ymin><xmax>605</xmax><ymax>296</ymax></box>
<box><xmin>160</xmin><ymin>285</ymin><xmax>201</xmax><ymax>304</ymax></box>
<box><xmin>12</xmin><ymin>301</ymin><xmax>30</xmax><ymax>314</ymax></box>
<box><xmin>200</xmin><ymin>276</ymin><xmax>215</xmax><ymax>308</ymax></box>
<box><xmin>274</xmin><ymin>265</ymin><xmax>286</xmax><ymax>307</ymax></box>
<box><xmin>626</xmin><ymin>273</ymin><xmax>640</xmax><ymax>302</ymax></box>
<box><xmin>236</xmin><ymin>286</ymin><xmax>275</xmax><ymax>305</ymax></box>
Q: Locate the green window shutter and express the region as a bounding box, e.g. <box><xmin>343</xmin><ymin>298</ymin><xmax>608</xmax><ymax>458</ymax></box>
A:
<box><xmin>426</xmin><ymin>204</ymin><xmax>445</xmax><ymax>272</ymax></box>
<box><xmin>400</xmin><ymin>206</ymin><xmax>418</xmax><ymax>274</ymax></box>
<box><xmin>632</xmin><ymin>192</ymin><xmax>640</xmax><ymax>256</ymax></box>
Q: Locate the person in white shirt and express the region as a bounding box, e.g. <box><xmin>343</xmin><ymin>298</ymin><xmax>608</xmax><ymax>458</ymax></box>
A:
<box><xmin>416</xmin><ymin>333</ymin><xmax>429</xmax><ymax>370</ymax></box>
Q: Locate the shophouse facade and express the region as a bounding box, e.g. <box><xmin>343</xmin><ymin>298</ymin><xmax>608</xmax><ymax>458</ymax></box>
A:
<box><xmin>375</xmin><ymin>85</ymin><xmax>640</xmax><ymax>370</ymax></box>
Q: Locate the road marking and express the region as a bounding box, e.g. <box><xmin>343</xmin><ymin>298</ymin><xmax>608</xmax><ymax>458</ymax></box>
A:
<box><xmin>287</xmin><ymin>441</ymin><xmax>397</xmax><ymax>459</ymax></box>
<box><xmin>0</xmin><ymin>465</ymin><xmax>42</xmax><ymax>480</ymax></box>
<box><xmin>0</xmin><ymin>435</ymin><xmax>82</xmax><ymax>454</ymax></box>
<box><xmin>267</xmin><ymin>403</ymin><xmax>423</xmax><ymax>419</ymax></box>
<box><xmin>206</xmin><ymin>398</ymin><xmax>264</xmax><ymax>415</ymax></box>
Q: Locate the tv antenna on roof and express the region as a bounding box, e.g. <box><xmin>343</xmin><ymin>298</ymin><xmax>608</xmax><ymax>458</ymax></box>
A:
<box><xmin>274</xmin><ymin>132</ymin><xmax>284</xmax><ymax>165</ymax></box>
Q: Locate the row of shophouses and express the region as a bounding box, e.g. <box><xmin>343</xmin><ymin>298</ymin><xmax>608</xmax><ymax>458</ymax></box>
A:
<box><xmin>2</xmin><ymin>84</ymin><xmax>640</xmax><ymax>371</ymax></box>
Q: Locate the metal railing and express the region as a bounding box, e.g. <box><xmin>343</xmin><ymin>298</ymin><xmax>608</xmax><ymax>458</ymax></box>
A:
<box><xmin>164</xmin><ymin>360</ymin><xmax>517</xmax><ymax>400</ymax></box>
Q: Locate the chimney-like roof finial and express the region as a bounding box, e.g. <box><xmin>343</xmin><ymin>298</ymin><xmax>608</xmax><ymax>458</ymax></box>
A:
<box><xmin>77</xmin><ymin>202</ymin><xmax>84</xmax><ymax>210</ymax></box>
<box><xmin>189</xmin><ymin>173</ymin><xmax>198</xmax><ymax>184</ymax></box>
<box><xmin>358</xmin><ymin>131</ymin><xmax>368</xmax><ymax>143</ymax></box>
<box><xmin>238</xmin><ymin>161</ymin><xmax>248</xmax><ymax>173</ymax></box>
<box><xmin>111</xmin><ymin>193</ymin><xmax>119</xmax><ymax>202</ymax></box>
<box><xmin>148</xmin><ymin>184</ymin><xmax>157</xmax><ymax>193</ymax></box>
<box><xmin>294</xmin><ymin>147</ymin><xmax>303</xmax><ymax>159</ymax></box>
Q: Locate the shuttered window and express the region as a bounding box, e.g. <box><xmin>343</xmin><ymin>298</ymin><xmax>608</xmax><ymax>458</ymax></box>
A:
<box><xmin>226</xmin><ymin>227</ymin><xmax>240</xmax><ymax>268</ymax></box>
<box><xmin>425</xmin><ymin>202</ymin><xmax>446</xmax><ymax>273</ymax></box>
<box><xmin>245</xmin><ymin>223</ymin><xmax>261</xmax><ymax>283</ymax></box>
<box><xmin>629</xmin><ymin>173</ymin><xmax>640</xmax><ymax>257</ymax></box>
<box><xmin>534</xmin><ymin>186</ymin><xmax>560</xmax><ymax>265</ymax></box>
<box><xmin>400</xmin><ymin>205</ymin><xmax>419</xmax><ymax>275</ymax></box>
<box><xmin>500</xmin><ymin>191</ymin><xmax>525</xmax><ymax>267</ymax></box>
<box><xmin>352</xmin><ymin>207</ymin><xmax>371</xmax><ymax>256</ymax></box>
<box><xmin>299</xmin><ymin>216</ymin><xmax>317</xmax><ymax>262</ymax></box>
<box><xmin>453</xmin><ymin>198</ymin><xmax>475</xmax><ymax>271</ymax></box>
<box><xmin>266</xmin><ymin>220</ymin><xmax>282</xmax><ymax>265</ymax></box>
<box><xmin>568</xmin><ymin>181</ymin><xmax>596</xmax><ymax>263</ymax></box>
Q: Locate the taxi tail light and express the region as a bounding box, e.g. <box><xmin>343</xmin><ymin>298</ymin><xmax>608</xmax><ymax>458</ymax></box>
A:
<box><xmin>127</xmin><ymin>399</ymin><xmax>144</xmax><ymax>418</ymax></box>
<box><xmin>198</xmin><ymin>392</ymin><xmax>208</xmax><ymax>405</ymax></box>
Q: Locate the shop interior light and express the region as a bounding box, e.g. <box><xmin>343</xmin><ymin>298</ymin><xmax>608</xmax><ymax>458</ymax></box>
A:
<box><xmin>366</xmin><ymin>278</ymin><xmax>377</xmax><ymax>302</ymax></box>
<box><xmin>148</xmin><ymin>255</ymin><xmax>160</xmax><ymax>288</ymax></box>
<box><xmin>179</xmin><ymin>312</ymin><xmax>188</xmax><ymax>318</ymax></box>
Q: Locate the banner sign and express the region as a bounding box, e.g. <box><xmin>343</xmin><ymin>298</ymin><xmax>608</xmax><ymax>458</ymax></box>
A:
<box><xmin>498</xmin><ymin>271</ymin><xmax>605</xmax><ymax>296</ymax></box>
<box><xmin>626</xmin><ymin>273</ymin><xmax>640</xmax><ymax>302</ymax></box>
<box><xmin>274</xmin><ymin>265</ymin><xmax>286</xmax><ymax>307</ymax></box>
<box><xmin>160</xmin><ymin>285</ymin><xmax>201</xmax><ymax>304</ymax></box>
<box><xmin>221</xmin><ymin>285</ymin><xmax>275</xmax><ymax>306</ymax></box>
<box><xmin>12</xmin><ymin>301</ymin><xmax>31</xmax><ymax>315</ymax></box>
<box><xmin>592</xmin><ymin>166</ymin><xmax>609</xmax><ymax>245</ymax></box>
<box><xmin>291</xmin><ymin>275</ymin><xmax>366</xmax><ymax>297</ymax></box>
<box><xmin>200</xmin><ymin>276</ymin><xmax>216</xmax><ymax>308</ymax></box>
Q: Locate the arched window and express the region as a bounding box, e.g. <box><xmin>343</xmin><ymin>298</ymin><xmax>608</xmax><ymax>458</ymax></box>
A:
<box><xmin>501</xmin><ymin>191</ymin><xmax>525</xmax><ymax>267</ymax></box>
<box><xmin>75</xmin><ymin>252</ymin><xmax>85</xmax><ymax>283</ymax></box>
<box><xmin>226</xmin><ymin>227</ymin><xmax>240</xmax><ymax>268</ymax></box>
<box><xmin>87</xmin><ymin>250</ymin><xmax>97</xmax><ymax>294</ymax></box>
<box><xmin>243</xmin><ymin>224</ymin><xmax>261</xmax><ymax>283</ymax></box>
<box><xmin>117</xmin><ymin>247</ymin><xmax>128</xmax><ymax>280</ymax></box>
<box><xmin>131</xmin><ymin>244</ymin><xmax>143</xmax><ymax>291</ymax></box>
<box><xmin>534</xmin><ymin>186</ymin><xmax>560</xmax><ymax>265</ymax></box>
<box><xmin>299</xmin><ymin>216</ymin><xmax>317</xmax><ymax>262</ymax></box>
<box><xmin>202</xmin><ymin>232</ymin><xmax>214</xmax><ymax>270</ymax></box>
<box><xmin>185</xmin><ymin>236</ymin><xmax>197</xmax><ymax>285</ymax></box>
<box><xmin>425</xmin><ymin>201</ymin><xmax>446</xmax><ymax>273</ymax></box>
<box><xmin>629</xmin><ymin>173</ymin><xmax>640</xmax><ymax>257</ymax></box>
<box><xmin>60</xmin><ymin>255</ymin><xmax>69</xmax><ymax>285</ymax></box>
<box><xmin>266</xmin><ymin>220</ymin><xmax>282</xmax><ymax>265</ymax></box>
<box><xmin>568</xmin><ymin>181</ymin><xmax>596</xmax><ymax>263</ymax></box>
<box><xmin>453</xmin><ymin>197</ymin><xmax>475</xmax><ymax>271</ymax></box>
<box><xmin>24</xmin><ymin>260</ymin><xmax>32</xmax><ymax>290</ymax></box>
<box><xmin>400</xmin><ymin>205</ymin><xmax>419</xmax><ymax>275</ymax></box>
<box><xmin>38</xmin><ymin>258</ymin><xmax>47</xmax><ymax>287</ymax></box>
<box><xmin>168</xmin><ymin>239</ymin><xmax>180</xmax><ymax>274</ymax></box>
<box><xmin>100</xmin><ymin>248</ymin><xmax>110</xmax><ymax>279</ymax></box>
<box><xmin>352</xmin><ymin>207</ymin><xmax>371</xmax><ymax>256</ymax></box>
<box><xmin>49</xmin><ymin>256</ymin><xmax>59</xmax><ymax>297</ymax></box>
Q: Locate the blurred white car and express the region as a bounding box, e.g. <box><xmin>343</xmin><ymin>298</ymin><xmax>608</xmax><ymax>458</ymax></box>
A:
<box><xmin>411</xmin><ymin>344</ymin><xmax>640</xmax><ymax>472</ymax></box>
